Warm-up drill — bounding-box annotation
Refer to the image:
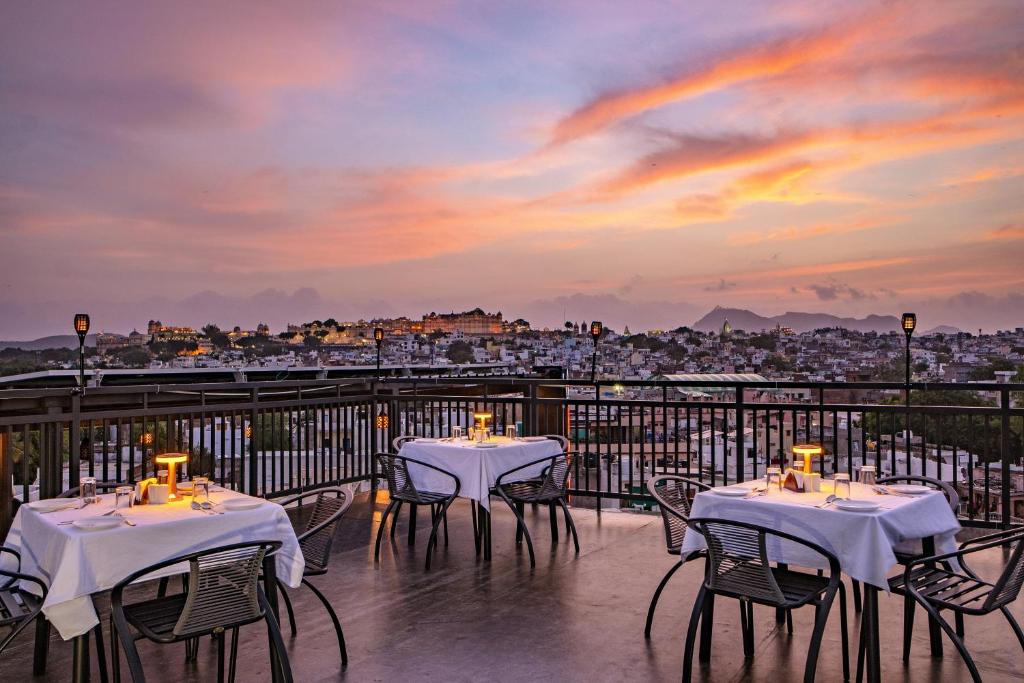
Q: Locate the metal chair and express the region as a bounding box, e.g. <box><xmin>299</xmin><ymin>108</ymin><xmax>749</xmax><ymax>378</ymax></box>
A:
<box><xmin>684</xmin><ymin>517</ymin><xmax>850</xmax><ymax>683</ymax></box>
<box><xmin>109</xmin><ymin>540</ymin><xmax>292</xmax><ymax>683</ymax></box>
<box><xmin>392</xmin><ymin>435</ymin><xmax>417</xmax><ymax>452</ymax></box>
<box><xmin>886</xmin><ymin>527</ymin><xmax>1024</xmax><ymax>683</ymax></box>
<box><xmin>374</xmin><ymin>453</ymin><xmax>461</xmax><ymax>570</ymax></box>
<box><xmin>542</xmin><ymin>434</ymin><xmax>569</xmax><ymax>451</ymax></box>
<box><xmin>273</xmin><ymin>488</ymin><xmax>352</xmax><ymax>668</ymax></box>
<box><xmin>643</xmin><ymin>476</ymin><xmax>709</xmax><ymax>638</ymax></box>
<box><xmin>493</xmin><ymin>452</ymin><xmax>578</xmax><ymax>567</ymax></box>
<box><xmin>0</xmin><ymin>546</ymin><xmax>47</xmax><ymax>656</ymax></box>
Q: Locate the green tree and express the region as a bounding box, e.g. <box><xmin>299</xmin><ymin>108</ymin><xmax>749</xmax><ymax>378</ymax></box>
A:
<box><xmin>446</xmin><ymin>340</ymin><xmax>474</xmax><ymax>364</ymax></box>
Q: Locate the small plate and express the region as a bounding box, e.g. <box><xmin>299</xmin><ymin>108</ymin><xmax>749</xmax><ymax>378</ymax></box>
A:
<box><xmin>834</xmin><ymin>499</ymin><xmax>880</xmax><ymax>513</ymax></box>
<box><xmin>28</xmin><ymin>499</ymin><xmax>78</xmax><ymax>512</ymax></box>
<box><xmin>521</xmin><ymin>436</ymin><xmax>548</xmax><ymax>442</ymax></box>
<box><xmin>221</xmin><ymin>498</ymin><xmax>264</xmax><ymax>511</ymax></box>
<box><xmin>887</xmin><ymin>484</ymin><xmax>931</xmax><ymax>495</ymax></box>
<box><xmin>474</xmin><ymin>443</ymin><xmax>499</xmax><ymax>449</ymax></box>
<box><xmin>72</xmin><ymin>516</ymin><xmax>123</xmax><ymax>531</ymax></box>
<box><xmin>711</xmin><ymin>486</ymin><xmax>750</xmax><ymax>497</ymax></box>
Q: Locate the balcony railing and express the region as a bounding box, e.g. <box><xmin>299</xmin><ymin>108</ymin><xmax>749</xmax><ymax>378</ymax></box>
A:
<box><xmin>2</xmin><ymin>375</ymin><xmax>1022</xmax><ymax>537</ymax></box>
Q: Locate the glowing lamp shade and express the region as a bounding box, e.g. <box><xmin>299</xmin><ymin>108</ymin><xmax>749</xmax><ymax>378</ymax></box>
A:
<box><xmin>140</xmin><ymin>432</ymin><xmax>154</xmax><ymax>446</ymax></box>
<box><xmin>376</xmin><ymin>407</ymin><xmax>389</xmax><ymax>430</ymax></box>
<box><xmin>590</xmin><ymin>320</ymin><xmax>603</xmax><ymax>339</ymax></box>
<box><xmin>901</xmin><ymin>312</ymin><xmax>916</xmax><ymax>336</ymax></box>
<box><xmin>154</xmin><ymin>453</ymin><xmax>188</xmax><ymax>500</ymax></box>
<box><xmin>74</xmin><ymin>313</ymin><xmax>90</xmax><ymax>338</ymax></box>
<box><xmin>792</xmin><ymin>444</ymin><xmax>824</xmax><ymax>474</ymax></box>
<box><xmin>473</xmin><ymin>412</ymin><xmax>492</xmax><ymax>429</ymax></box>
<box><xmin>374</xmin><ymin>327</ymin><xmax>384</xmax><ymax>343</ymax></box>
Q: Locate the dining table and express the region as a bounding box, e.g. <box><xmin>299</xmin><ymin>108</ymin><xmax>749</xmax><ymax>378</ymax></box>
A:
<box><xmin>3</xmin><ymin>485</ymin><xmax>304</xmax><ymax>682</ymax></box>
<box><xmin>399</xmin><ymin>435</ymin><xmax>563</xmax><ymax>559</ymax></box>
<box><xmin>679</xmin><ymin>478</ymin><xmax>962</xmax><ymax>683</ymax></box>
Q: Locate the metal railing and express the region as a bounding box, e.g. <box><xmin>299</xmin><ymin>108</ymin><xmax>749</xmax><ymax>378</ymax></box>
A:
<box><xmin>2</xmin><ymin>375</ymin><xmax>1022</xmax><ymax>537</ymax></box>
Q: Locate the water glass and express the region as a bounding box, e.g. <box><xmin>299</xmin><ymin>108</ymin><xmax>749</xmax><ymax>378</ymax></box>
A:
<box><xmin>452</xmin><ymin>426</ymin><xmax>463</xmax><ymax>440</ymax></box>
<box><xmin>475</xmin><ymin>429</ymin><xmax>486</xmax><ymax>443</ymax></box>
<box><xmin>467</xmin><ymin>427</ymin><xmax>476</xmax><ymax>442</ymax></box>
<box><xmin>858</xmin><ymin>465</ymin><xmax>877</xmax><ymax>487</ymax></box>
<box><xmin>79</xmin><ymin>476</ymin><xmax>98</xmax><ymax>504</ymax></box>
<box><xmin>766</xmin><ymin>467</ymin><xmax>782</xmax><ymax>491</ymax></box>
<box><xmin>192</xmin><ymin>476</ymin><xmax>210</xmax><ymax>503</ymax></box>
<box><xmin>115</xmin><ymin>486</ymin><xmax>134</xmax><ymax>510</ymax></box>
<box><xmin>834</xmin><ymin>473</ymin><xmax>851</xmax><ymax>499</ymax></box>
<box><xmin>506</xmin><ymin>424</ymin><xmax>517</xmax><ymax>440</ymax></box>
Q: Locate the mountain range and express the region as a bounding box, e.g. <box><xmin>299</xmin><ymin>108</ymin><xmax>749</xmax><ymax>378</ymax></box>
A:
<box><xmin>691</xmin><ymin>307</ymin><xmax>960</xmax><ymax>334</ymax></box>
<box><xmin>0</xmin><ymin>334</ymin><xmax>97</xmax><ymax>351</ymax></box>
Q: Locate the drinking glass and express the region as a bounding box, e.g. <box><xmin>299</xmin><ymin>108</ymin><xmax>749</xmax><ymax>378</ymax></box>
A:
<box><xmin>79</xmin><ymin>476</ymin><xmax>98</xmax><ymax>504</ymax></box>
<box><xmin>475</xmin><ymin>429</ymin><xmax>486</xmax><ymax>443</ymax></box>
<box><xmin>115</xmin><ymin>486</ymin><xmax>134</xmax><ymax>510</ymax></box>
<box><xmin>192</xmin><ymin>476</ymin><xmax>210</xmax><ymax>503</ymax></box>
<box><xmin>467</xmin><ymin>427</ymin><xmax>476</xmax><ymax>442</ymax></box>
<box><xmin>834</xmin><ymin>473</ymin><xmax>851</xmax><ymax>499</ymax></box>
<box><xmin>506</xmin><ymin>424</ymin><xmax>517</xmax><ymax>440</ymax></box>
<box><xmin>766</xmin><ymin>467</ymin><xmax>782</xmax><ymax>492</ymax></box>
<box><xmin>858</xmin><ymin>465</ymin><xmax>877</xmax><ymax>487</ymax></box>
<box><xmin>452</xmin><ymin>426</ymin><xmax>463</xmax><ymax>441</ymax></box>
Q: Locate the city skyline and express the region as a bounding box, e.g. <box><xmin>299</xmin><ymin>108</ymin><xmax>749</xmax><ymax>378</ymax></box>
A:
<box><xmin>2</xmin><ymin>1</ymin><xmax>1023</xmax><ymax>338</ymax></box>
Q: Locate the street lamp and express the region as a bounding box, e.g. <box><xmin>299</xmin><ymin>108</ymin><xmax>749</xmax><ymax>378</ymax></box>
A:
<box><xmin>374</xmin><ymin>327</ymin><xmax>384</xmax><ymax>379</ymax></box>
<box><xmin>590</xmin><ymin>321</ymin><xmax>603</xmax><ymax>383</ymax></box>
<box><xmin>74</xmin><ymin>313</ymin><xmax>90</xmax><ymax>390</ymax></box>
<box><xmin>901</xmin><ymin>312</ymin><xmax>916</xmax><ymax>460</ymax></box>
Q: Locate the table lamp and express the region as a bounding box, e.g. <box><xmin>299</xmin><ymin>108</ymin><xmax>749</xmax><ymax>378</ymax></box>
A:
<box><xmin>473</xmin><ymin>412</ymin><xmax>492</xmax><ymax>431</ymax></box>
<box><xmin>154</xmin><ymin>453</ymin><xmax>188</xmax><ymax>500</ymax></box>
<box><xmin>792</xmin><ymin>444</ymin><xmax>824</xmax><ymax>474</ymax></box>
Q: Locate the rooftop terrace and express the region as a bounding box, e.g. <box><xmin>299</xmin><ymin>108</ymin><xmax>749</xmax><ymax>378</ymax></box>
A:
<box><xmin>3</xmin><ymin>493</ymin><xmax>1022</xmax><ymax>682</ymax></box>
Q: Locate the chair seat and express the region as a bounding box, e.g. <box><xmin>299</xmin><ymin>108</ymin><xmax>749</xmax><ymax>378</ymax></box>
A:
<box><xmin>889</xmin><ymin>566</ymin><xmax>994</xmax><ymax>613</ymax></box>
<box><xmin>0</xmin><ymin>587</ymin><xmax>41</xmax><ymax>628</ymax></box>
<box><xmin>715</xmin><ymin>565</ymin><xmax>830</xmax><ymax>606</ymax></box>
<box><xmin>394</xmin><ymin>490</ymin><xmax>451</xmax><ymax>504</ymax></box>
<box><xmin>498</xmin><ymin>480</ymin><xmax>563</xmax><ymax>503</ymax></box>
<box><xmin>123</xmin><ymin>594</ymin><xmax>189</xmax><ymax>638</ymax></box>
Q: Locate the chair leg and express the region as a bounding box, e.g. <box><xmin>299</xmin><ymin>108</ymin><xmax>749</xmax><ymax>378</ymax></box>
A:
<box><xmin>442</xmin><ymin>507</ymin><xmax>449</xmax><ymax>546</ymax></box>
<box><xmin>911</xmin><ymin>591</ymin><xmax>982</xmax><ymax>683</ymax></box>
<box><xmin>955</xmin><ymin>610</ymin><xmax>965</xmax><ymax>640</ymax></box>
<box><xmin>1001</xmin><ymin>605</ymin><xmax>1024</xmax><ymax>652</ymax></box>
<box><xmin>113</xmin><ymin>614</ymin><xmax>147</xmax><ymax>683</ymax></box>
<box><xmin>515</xmin><ymin>502</ymin><xmax>525</xmax><ymax>545</ymax></box>
<box><xmin>741</xmin><ymin>601</ymin><xmax>754</xmax><ymax>659</ymax></box>
<box><xmin>276</xmin><ymin>578</ymin><xmax>297</xmax><ymax>636</ymax></box>
<box><xmin>698</xmin><ymin>592</ymin><xmax>715</xmax><ymax>663</ymax></box>
<box><xmin>407</xmin><ymin>503</ymin><xmax>418</xmax><ymax>547</ymax></box>
<box><xmin>216</xmin><ymin>630</ymin><xmax>226</xmax><ymax>683</ymax></box>
<box><xmin>110</xmin><ymin>617</ymin><xmax>120</xmax><ymax>683</ymax></box>
<box><xmin>423</xmin><ymin>499</ymin><xmax>451</xmax><ymax>571</ymax></box>
<box><xmin>644</xmin><ymin>559</ymin><xmax>684</xmax><ymax>638</ymax></box>
<box><xmin>902</xmin><ymin>591</ymin><xmax>915</xmax><ymax>662</ymax></box>
<box><xmin>786</xmin><ymin>608</ymin><xmax>793</xmax><ymax>634</ymax></box>
<box><xmin>548</xmin><ymin>502</ymin><xmax>559</xmax><ymax>543</ymax></box>
<box><xmin>682</xmin><ymin>586</ymin><xmax>707</xmax><ymax>683</ymax></box>
<box><xmin>374</xmin><ymin>500</ymin><xmax>396</xmax><ymax>562</ymax></box>
<box><xmin>852</xmin><ymin>579</ymin><xmax>862</xmax><ymax>613</ymax></box>
<box><xmin>228</xmin><ymin>627</ymin><xmax>239</xmax><ymax>683</ymax></box>
<box><xmin>471</xmin><ymin>501</ymin><xmax>481</xmax><ymax>556</ymax></box>
<box><xmin>303</xmin><ymin>578</ymin><xmax>348</xmax><ymax>667</ymax></box>
<box><xmin>502</xmin><ymin>494</ymin><xmax>536</xmax><ymax>566</ymax></box>
<box><xmin>389</xmin><ymin>500</ymin><xmax>403</xmax><ymax>540</ymax></box>
<box><xmin>838</xmin><ymin>582</ymin><xmax>850</xmax><ymax>682</ymax></box>
<box><xmin>259</xmin><ymin>591</ymin><xmax>294</xmax><ymax>683</ymax></box>
<box><xmin>558</xmin><ymin>498</ymin><xmax>580</xmax><ymax>554</ymax></box>
<box><xmin>803</xmin><ymin>590</ymin><xmax>837</xmax><ymax>683</ymax></box>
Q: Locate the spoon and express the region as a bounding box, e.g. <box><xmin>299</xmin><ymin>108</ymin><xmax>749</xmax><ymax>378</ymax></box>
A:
<box><xmin>816</xmin><ymin>495</ymin><xmax>837</xmax><ymax>508</ymax></box>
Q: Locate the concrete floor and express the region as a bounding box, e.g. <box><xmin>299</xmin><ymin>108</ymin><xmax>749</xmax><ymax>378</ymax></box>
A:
<box><xmin>2</xmin><ymin>493</ymin><xmax>1023</xmax><ymax>682</ymax></box>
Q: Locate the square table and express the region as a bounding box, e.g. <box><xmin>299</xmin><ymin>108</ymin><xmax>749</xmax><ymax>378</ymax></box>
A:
<box><xmin>680</xmin><ymin>480</ymin><xmax>961</xmax><ymax>683</ymax></box>
<box><xmin>399</xmin><ymin>436</ymin><xmax>563</xmax><ymax>559</ymax></box>
<box><xmin>4</xmin><ymin>486</ymin><xmax>304</xmax><ymax>682</ymax></box>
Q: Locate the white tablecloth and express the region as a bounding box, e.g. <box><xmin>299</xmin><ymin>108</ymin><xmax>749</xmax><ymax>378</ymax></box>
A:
<box><xmin>399</xmin><ymin>437</ymin><xmax>563</xmax><ymax>510</ymax></box>
<box><xmin>679</xmin><ymin>481</ymin><xmax>961</xmax><ymax>588</ymax></box>
<box><xmin>3</xmin><ymin>488</ymin><xmax>304</xmax><ymax>640</ymax></box>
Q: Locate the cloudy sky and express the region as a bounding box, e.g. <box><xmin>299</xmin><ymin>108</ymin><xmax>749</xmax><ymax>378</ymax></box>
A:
<box><xmin>1</xmin><ymin>0</ymin><xmax>1022</xmax><ymax>338</ymax></box>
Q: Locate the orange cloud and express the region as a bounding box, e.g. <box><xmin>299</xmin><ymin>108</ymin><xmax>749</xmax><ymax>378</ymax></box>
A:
<box><xmin>728</xmin><ymin>215</ymin><xmax>896</xmax><ymax>247</ymax></box>
<box><xmin>986</xmin><ymin>224</ymin><xmax>1024</xmax><ymax>241</ymax></box>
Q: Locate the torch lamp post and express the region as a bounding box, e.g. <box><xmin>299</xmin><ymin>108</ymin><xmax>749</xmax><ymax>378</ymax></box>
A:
<box><xmin>74</xmin><ymin>313</ymin><xmax>90</xmax><ymax>391</ymax></box>
<box><xmin>589</xmin><ymin>321</ymin><xmax>603</xmax><ymax>384</ymax></box>
<box><xmin>374</xmin><ymin>327</ymin><xmax>384</xmax><ymax>379</ymax></box>
<box><xmin>902</xmin><ymin>312</ymin><xmax>917</xmax><ymax>458</ymax></box>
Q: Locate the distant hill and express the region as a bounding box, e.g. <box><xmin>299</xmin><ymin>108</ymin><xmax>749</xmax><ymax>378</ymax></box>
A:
<box><xmin>692</xmin><ymin>307</ymin><xmax>902</xmax><ymax>334</ymax></box>
<box><xmin>0</xmin><ymin>334</ymin><xmax>97</xmax><ymax>351</ymax></box>
<box><xmin>922</xmin><ymin>325</ymin><xmax>961</xmax><ymax>336</ymax></box>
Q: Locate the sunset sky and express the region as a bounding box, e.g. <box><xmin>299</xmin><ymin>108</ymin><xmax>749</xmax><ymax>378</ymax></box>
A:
<box><xmin>2</xmin><ymin>1</ymin><xmax>1022</xmax><ymax>338</ymax></box>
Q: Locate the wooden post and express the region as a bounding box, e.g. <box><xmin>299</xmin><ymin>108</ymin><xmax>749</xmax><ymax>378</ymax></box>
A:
<box><xmin>0</xmin><ymin>430</ymin><xmax>12</xmax><ymax>539</ymax></box>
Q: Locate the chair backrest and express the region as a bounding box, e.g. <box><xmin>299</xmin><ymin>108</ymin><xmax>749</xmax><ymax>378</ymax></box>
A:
<box><xmin>877</xmin><ymin>475</ymin><xmax>960</xmax><ymax>515</ymax></box>
<box><xmin>392</xmin><ymin>435</ymin><xmax>417</xmax><ymax>452</ymax></box>
<box><xmin>690</xmin><ymin>517</ymin><xmax>839</xmax><ymax>607</ymax></box>
<box><xmin>544</xmin><ymin>434</ymin><xmax>569</xmax><ymax>452</ymax></box>
<box><xmin>298</xmin><ymin>489</ymin><xmax>351</xmax><ymax>571</ymax></box>
<box><xmin>983</xmin><ymin>530</ymin><xmax>1024</xmax><ymax>611</ymax></box>
<box><xmin>376</xmin><ymin>453</ymin><xmax>421</xmax><ymax>500</ymax></box>
<box><xmin>173</xmin><ymin>542</ymin><xmax>271</xmax><ymax>638</ymax></box>
<box><xmin>57</xmin><ymin>481</ymin><xmax>123</xmax><ymax>498</ymax></box>
<box><xmin>647</xmin><ymin>476</ymin><xmax>709</xmax><ymax>553</ymax></box>
<box><xmin>537</xmin><ymin>453</ymin><xmax>571</xmax><ymax>498</ymax></box>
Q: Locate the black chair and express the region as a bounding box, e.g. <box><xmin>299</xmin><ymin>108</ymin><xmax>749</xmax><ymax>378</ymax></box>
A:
<box><xmin>684</xmin><ymin>517</ymin><xmax>849</xmax><ymax>683</ymax></box>
<box><xmin>0</xmin><ymin>546</ymin><xmax>47</xmax><ymax>656</ymax></box>
<box><xmin>392</xmin><ymin>435</ymin><xmax>417</xmax><ymax>451</ymax></box>
<box><xmin>374</xmin><ymin>453</ymin><xmax>461</xmax><ymax>570</ymax></box>
<box><xmin>542</xmin><ymin>434</ymin><xmax>569</xmax><ymax>451</ymax></box>
<box><xmin>109</xmin><ymin>540</ymin><xmax>292</xmax><ymax>683</ymax></box>
<box><xmin>493</xmin><ymin>452</ymin><xmax>579</xmax><ymax>567</ymax></box>
<box><xmin>886</xmin><ymin>527</ymin><xmax>1024</xmax><ymax>683</ymax></box>
<box><xmin>274</xmin><ymin>488</ymin><xmax>352</xmax><ymax>668</ymax></box>
<box><xmin>644</xmin><ymin>475</ymin><xmax>709</xmax><ymax>638</ymax></box>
